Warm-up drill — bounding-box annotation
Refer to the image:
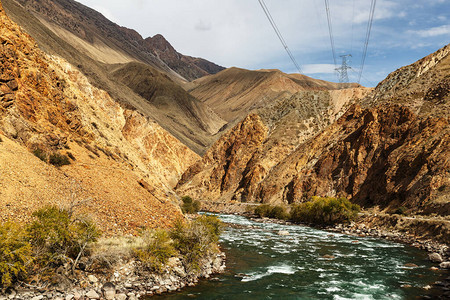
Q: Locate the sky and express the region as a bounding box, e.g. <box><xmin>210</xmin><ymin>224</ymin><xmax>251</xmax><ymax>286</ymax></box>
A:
<box><xmin>76</xmin><ymin>0</ymin><xmax>449</xmax><ymax>87</ymax></box>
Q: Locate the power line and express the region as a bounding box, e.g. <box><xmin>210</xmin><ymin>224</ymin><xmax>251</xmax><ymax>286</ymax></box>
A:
<box><xmin>324</xmin><ymin>0</ymin><xmax>337</xmax><ymax>68</ymax></box>
<box><xmin>257</xmin><ymin>0</ymin><xmax>302</xmax><ymax>73</ymax></box>
<box><xmin>358</xmin><ymin>0</ymin><xmax>377</xmax><ymax>83</ymax></box>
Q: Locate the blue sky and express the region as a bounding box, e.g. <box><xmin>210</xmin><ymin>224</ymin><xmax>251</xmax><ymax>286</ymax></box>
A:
<box><xmin>77</xmin><ymin>0</ymin><xmax>449</xmax><ymax>87</ymax></box>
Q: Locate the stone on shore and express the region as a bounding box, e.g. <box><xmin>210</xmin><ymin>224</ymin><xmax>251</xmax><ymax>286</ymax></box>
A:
<box><xmin>428</xmin><ymin>252</ymin><xmax>443</xmax><ymax>263</ymax></box>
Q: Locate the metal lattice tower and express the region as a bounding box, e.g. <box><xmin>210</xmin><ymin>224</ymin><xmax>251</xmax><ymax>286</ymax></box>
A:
<box><xmin>335</xmin><ymin>54</ymin><xmax>352</xmax><ymax>83</ymax></box>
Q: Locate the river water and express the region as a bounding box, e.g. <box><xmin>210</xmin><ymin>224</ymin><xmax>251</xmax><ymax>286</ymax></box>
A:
<box><xmin>156</xmin><ymin>214</ymin><xmax>445</xmax><ymax>299</ymax></box>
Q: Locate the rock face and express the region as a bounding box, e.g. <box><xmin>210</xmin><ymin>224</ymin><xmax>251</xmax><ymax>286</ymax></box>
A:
<box><xmin>177</xmin><ymin>45</ymin><xmax>449</xmax><ymax>216</ymax></box>
<box><xmin>176</xmin><ymin>88</ymin><xmax>369</xmax><ymax>202</ymax></box>
<box><xmin>0</xmin><ymin>1</ymin><xmax>196</xmax><ymax>233</ymax></box>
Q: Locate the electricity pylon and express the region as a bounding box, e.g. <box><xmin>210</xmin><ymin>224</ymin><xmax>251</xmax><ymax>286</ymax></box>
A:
<box><xmin>335</xmin><ymin>54</ymin><xmax>352</xmax><ymax>83</ymax></box>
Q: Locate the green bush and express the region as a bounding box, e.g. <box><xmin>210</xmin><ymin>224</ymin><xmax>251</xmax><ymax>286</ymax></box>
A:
<box><xmin>254</xmin><ymin>204</ymin><xmax>289</xmax><ymax>220</ymax></box>
<box><xmin>33</xmin><ymin>148</ymin><xmax>47</xmax><ymax>162</ymax></box>
<box><xmin>48</xmin><ymin>153</ymin><xmax>71</xmax><ymax>167</ymax></box>
<box><xmin>254</xmin><ymin>204</ymin><xmax>272</xmax><ymax>218</ymax></box>
<box><xmin>28</xmin><ymin>206</ymin><xmax>100</xmax><ymax>268</ymax></box>
<box><xmin>134</xmin><ymin>229</ymin><xmax>176</xmax><ymax>272</ymax></box>
<box><xmin>290</xmin><ymin>196</ymin><xmax>360</xmax><ymax>225</ymax></box>
<box><xmin>170</xmin><ymin>215</ymin><xmax>222</xmax><ymax>271</ymax></box>
<box><xmin>181</xmin><ymin>196</ymin><xmax>201</xmax><ymax>214</ymax></box>
<box><xmin>0</xmin><ymin>223</ymin><xmax>32</xmax><ymax>288</ymax></box>
<box><xmin>393</xmin><ymin>206</ymin><xmax>408</xmax><ymax>215</ymax></box>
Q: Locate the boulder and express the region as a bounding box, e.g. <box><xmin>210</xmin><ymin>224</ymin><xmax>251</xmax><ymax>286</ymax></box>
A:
<box><xmin>277</xmin><ymin>230</ymin><xmax>290</xmax><ymax>236</ymax></box>
<box><xmin>86</xmin><ymin>289</ymin><xmax>100</xmax><ymax>299</ymax></box>
<box><xmin>440</xmin><ymin>261</ymin><xmax>450</xmax><ymax>269</ymax></box>
<box><xmin>102</xmin><ymin>282</ymin><xmax>116</xmax><ymax>300</ymax></box>
<box><xmin>428</xmin><ymin>252</ymin><xmax>443</xmax><ymax>263</ymax></box>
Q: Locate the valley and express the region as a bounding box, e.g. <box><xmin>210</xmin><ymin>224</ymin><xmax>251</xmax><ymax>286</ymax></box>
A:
<box><xmin>0</xmin><ymin>0</ymin><xmax>448</xmax><ymax>299</ymax></box>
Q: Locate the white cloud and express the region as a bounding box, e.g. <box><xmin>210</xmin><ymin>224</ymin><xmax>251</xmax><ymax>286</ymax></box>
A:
<box><xmin>411</xmin><ymin>25</ymin><xmax>450</xmax><ymax>37</ymax></box>
<box><xmin>303</xmin><ymin>64</ymin><xmax>336</xmax><ymax>74</ymax></box>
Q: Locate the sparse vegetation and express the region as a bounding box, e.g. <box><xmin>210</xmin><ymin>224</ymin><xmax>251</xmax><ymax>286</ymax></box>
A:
<box><xmin>66</xmin><ymin>151</ymin><xmax>76</xmax><ymax>160</ymax></box>
<box><xmin>0</xmin><ymin>206</ymin><xmax>100</xmax><ymax>288</ymax></box>
<box><xmin>28</xmin><ymin>206</ymin><xmax>100</xmax><ymax>272</ymax></box>
<box><xmin>134</xmin><ymin>229</ymin><xmax>176</xmax><ymax>273</ymax></box>
<box><xmin>393</xmin><ymin>206</ymin><xmax>408</xmax><ymax>216</ymax></box>
<box><xmin>181</xmin><ymin>196</ymin><xmax>201</xmax><ymax>214</ymax></box>
<box><xmin>290</xmin><ymin>196</ymin><xmax>360</xmax><ymax>225</ymax></box>
<box><xmin>0</xmin><ymin>223</ymin><xmax>33</xmax><ymax>288</ymax></box>
<box><xmin>49</xmin><ymin>153</ymin><xmax>71</xmax><ymax>167</ymax></box>
<box><xmin>170</xmin><ymin>215</ymin><xmax>222</xmax><ymax>272</ymax></box>
<box><xmin>33</xmin><ymin>148</ymin><xmax>47</xmax><ymax>162</ymax></box>
<box><xmin>254</xmin><ymin>204</ymin><xmax>289</xmax><ymax>220</ymax></box>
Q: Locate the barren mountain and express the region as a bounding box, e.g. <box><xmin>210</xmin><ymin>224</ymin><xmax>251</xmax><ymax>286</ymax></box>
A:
<box><xmin>2</xmin><ymin>0</ymin><xmax>227</xmax><ymax>154</ymax></box>
<box><xmin>145</xmin><ymin>34</ymin><xmax>225</xmax><ymax>81</ymax></box>
<box><xmin>0</xmin><ymin>1</ymin><xmax>197</xmax><ymax>234</ymax></box>
<box><xmin>187</xmin><ymin>67</ymin><xmax>360</xmax><ymax>123</ymax></box>
<box><xmin>176</xmin><ymin>87</ymin><xmax>370</xmax><ymax>202</ymax></box>
<box><xmin>7</xmin><ymin>0</ymin><xmax>223</xmax><ymax>81</ymax></box>
<box><xmin>177</xmin><ymin>45</ymin><xmax>449</xmax><ymax>215</ymax></box>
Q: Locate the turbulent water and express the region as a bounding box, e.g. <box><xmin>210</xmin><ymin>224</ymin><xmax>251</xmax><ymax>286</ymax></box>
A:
<box><xmin>157</xmin><ymin>214</ymin><xmax>444</xmax><ymax>299</ymax></box>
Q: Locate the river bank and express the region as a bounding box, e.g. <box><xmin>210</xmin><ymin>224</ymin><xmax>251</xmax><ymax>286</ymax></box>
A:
<box><xmin>0</xmin><ymin>251</ymin><xmax>226</xmax><ymax>300</ymax></box>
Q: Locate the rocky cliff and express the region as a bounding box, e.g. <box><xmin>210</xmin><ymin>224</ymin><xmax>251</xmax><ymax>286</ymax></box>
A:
<box><xmin>176</xmin><ymin>88</ymin><xmax>370</xmax><ymax>202</ymax></box>
<box><xmin>0</xmin><ymin>1</ymin><xmax>198</xmax><ymax>234</ymax></box>
<box><xmin>177</xmin><ymin>45</ymin><xmax>449</xmax><ymax>216</ymax></box>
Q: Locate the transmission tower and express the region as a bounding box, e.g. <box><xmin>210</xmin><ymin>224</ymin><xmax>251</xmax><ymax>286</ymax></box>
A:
<box><xmin>335</xmin><ymin>54</ymin><xmax>352</xmax><ymax>83</ymax></box>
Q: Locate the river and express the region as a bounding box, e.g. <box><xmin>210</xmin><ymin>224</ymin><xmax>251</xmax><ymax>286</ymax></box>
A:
<box><xmin>155</xmin><ymin>214</ymin><xmax>445</xmax><ymax>299</ymax></box>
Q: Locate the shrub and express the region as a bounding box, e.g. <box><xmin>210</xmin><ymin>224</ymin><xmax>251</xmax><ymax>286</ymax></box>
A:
<box><xmin>33</xmin><ymin>148</ymin><xmax>47</xmax><ymax>162</ymax></box>
<box><xmin>48</xmin><ymin>153</ymin><xmax>71</xmax><ymax>167</ymax></box>
<box><xmin>134</xmin><ymin>229</ymin><xmax>176</xmax><ymax>272</ymax></box>
<box><xmin>170</xmin><ymin>215</ymin><xmax>222</xmax><ymax>271</ymax></box>
<box><xmin>0</xmin><ymin>136</ymin><xmax>3</xmax><ymax>142</ymax></box>
<box><xmin>181</xmin><ymin>196</ymin><xmax>201</xmax><ymax>214</ymax></box>
<box><xmin>290</xmin><ymin>196</ymin><xmax>360</xmax><ymax>225</ymax></box>
<box><xmin>27</xmin><ymin>206</ymin><xmax>100</xmax><ymax>268</ymax></box>
<box><xmin>255</xmin><ymin>204</ymin><xmax>289</xmax><ymax>220</ymax></box>
<box><xmin>254</xmin><ymin>204</ymin><xmax>272</xmax><ymax>218</ymax></box>
<box><xmin>268</xmin><ymin>205</ymin><xmax>289</xmax><ymax>220</ymax></box>
<box><xmin>0</xmin><ymin>223</ymin><xmax>32</xmax><ymax>288</ymax></box>
<box><xmin>393</xmin><ymin>206</ymin><xmax>408</xmax><ymax>215</ymax></box>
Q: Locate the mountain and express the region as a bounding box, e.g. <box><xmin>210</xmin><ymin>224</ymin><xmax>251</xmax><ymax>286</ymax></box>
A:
<box><xmin>0</xmin><ymin>1</ymin><xmax>196</xmax><ymax>234</ymax></box>
<box><xmin>145</xmin><ymin>34</ymin><xmax>225</xmax><ymax>81</ymax></box>
<box><xmin>187</xmin><ymin>67</ymin><xmax>361</xmax><ymax>123</ymax></box>
<box><xmin>2</xmin><ymin>0</ymin><xmax>226</xmax><ymax>154</ymax></box>
<box><xmin>176</xmin><ymin>45</ymin><xmax>449</xmax><ymax>216</ymax></box>
<box><xmin>176</xmin><ymin>87</ymin><xmax>370</xmax><ymax>202</ymax></box>
<box><xmin>7</xmin><ymin>0</ymin><xmax>224</xmax><ymax>82</ymax></box>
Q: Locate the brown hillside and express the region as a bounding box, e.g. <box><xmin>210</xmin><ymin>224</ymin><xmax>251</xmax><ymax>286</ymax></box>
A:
<box><xmin>0</xmin><ymin>1</ymin><xmax>196</xmax><ymax>234</ymax></box>
<box><xmin>188</xmin><ymin>67</ymin><xmax>360</xmax><ymax>123</ymax></box>
<box><xmin>7</xmin><ymin>0</ymin><xmax>223</xmax><ymax>81</ymax></box>
<box><xmin>2</xmin><ymin>0</ymin><xmax>226</xmax><ymax>154</ymax></box>
<box><xmin>145</xmin><ymin>34</ymin><xmax>225</xmax><ymax>81</ymax></box>
<box><xmin>176</xmin><ymin>87</ymin><xmax>370</xmax><ymax>202</ymax></box>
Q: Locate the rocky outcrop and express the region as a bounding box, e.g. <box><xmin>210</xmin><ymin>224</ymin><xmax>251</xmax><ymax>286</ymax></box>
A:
<box><xmin>0</xmin><ymin>1</ymin><xmax>200</xmax><ymax>233</ymax></box>
<box><xmin>365</xmin><ymin>44</ymin><xmax>449</xmax><ymax>118</ymax></box>
<box><xmin>176</xmin><ymin>88</ymin><xmax>369</xmax><ymax>202</ymax></box>
<box><xmin>256</xmin><ymin>104</ymin><xmax>449</xmax><ymax>213</ymax></box>
<box><xmin>177</xmin><ymin>114</ymin><xmax>267</xmax><ymax>201</ymax></box>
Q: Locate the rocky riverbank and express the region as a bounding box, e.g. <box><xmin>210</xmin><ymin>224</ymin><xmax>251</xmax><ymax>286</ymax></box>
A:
<box><xmin>0</xmin><ymin>252</ymin><xmax>226</xmax><ymax>300</ymax></box>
